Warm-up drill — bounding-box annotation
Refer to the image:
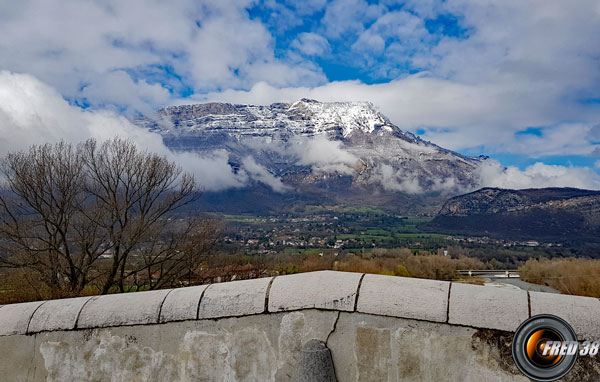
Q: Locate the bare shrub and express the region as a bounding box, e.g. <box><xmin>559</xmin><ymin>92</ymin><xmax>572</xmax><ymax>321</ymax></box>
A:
<box><xmin>520</xmin><ymin>258</ymin><xmax>600</xmax><ymax>297</ymax></box>
<box><xmin>334</xmin><ymin>251</ymin><xmax>486</xmax><ymax>280</ymax></box>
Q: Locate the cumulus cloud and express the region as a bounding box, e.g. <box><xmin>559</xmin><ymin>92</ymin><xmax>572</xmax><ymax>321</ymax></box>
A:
<box><xmin>291</xmin><ymin>33</ymin><xmax>331</xmax><ymax>56</ymax></box>
<box><xmin>374</xmin><ymin>164</ymin><xmax>423</xmax><ymax>194</ymax></box>
<box><xmin>249</xmin><ymin>0</ymin><xmax>600</xmax><ymax>159</ymax></box>
<box><xmin>190</xmin><ymin>75</ymin><xmax>600</xmax><ymax>158</ymax></box>
<box><xmin>351</xmin><ymin>10</ymin><xmax>431</xmax><ymax>76</ymax></box>
<box><xmin>177</xmin><ymin>150</ymin><xmax>249</xmax><ymax>191</ymax></box>
<box><xmin>0</xmin><ymin>71</ymin><xmax>290</xmax><ymax>192</ymax></box>
<box><xmin>372</xmin><ymin>164</ymin><xmax>471</xmax><ymax>195</ymax></box>
<box><xmin>476</xmin><ymin>160</ymin><xmax>600</xmax><ymax>190</ymax></box>
<box><xmin>0</xmin><ymin>71</ymin><xmax>163</xmax><ymax>154</ymax></box>
<box><xmin>0</xmin><ymin>0</ymin><xmax>325</xmax><ymax>113</ymax></box>
<box><xmin>237</xmin><ymin>134</ymin><xmax>360</xmax><ymax>176</ymax></box>
<box><xmin>241</xmin><ymin>156</ymin><xmax>290</xmax><ymax>192</ymax></box>
<box><xmin>2</xmin><ymin>0</ymin><xmax>600</xmax><ymax>193</ymax></box>
<box><xmin>321</xmin><ymin>0</ymin><xmax>382</xmax><ymax>39</ymax></box>
<box><xmin>588</xmin><ymin>125</ymin><xmax>600</xmax><ymax>142</ymax></box>
<box><xmin>292</xmin><ymin>135</ymin><xmax>360</xmax><ymax>174</ymax></box>
<box><xmin>498</xmin><ymin>124</ymin><xmax>600</xmax><ymax>157</ymax></box>
<box><xmin>2</xmin><ymin>0</ymin><xmax>600</xmax><ymax>162</ymax></box>
<box><xmin>374</xmin><ymin>159</ymin><xmax>600</xmax><ymax>193</ymax></box>
<box><xmin>595</xmin><ymin>160</ymin><xmax>600</xmax><ymax>170</ymax></box>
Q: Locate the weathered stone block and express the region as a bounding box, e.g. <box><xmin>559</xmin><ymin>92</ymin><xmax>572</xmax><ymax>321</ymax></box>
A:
<box><xmin>448</xmin><ymin>283</ymin><xmax>528</xmax><ymax>331</ymax></box>
<box><xmin>159</xmin><ymin>284</ymin><xmax>209</xmax><ymax>323</ymax></box>
<box><xmin>28</xmin><ymin>296</ymin><xmax>94</xmax><ymax>333</ymax></box>
<box><xmin>268</xmin><ymin>271</ymin><xmax>362</xmax><ymax>312</ymax></box>
<box><xmin>0</xmin><ymin>301</ymin><xmax>45</xmax><ymax>336</ymax></box>
<box><xmin>198</xmin><ymin>277</ymin><xmax>272</xmax><ymax>319</ymax></box>
<box><xmin>77</xmin><ymin>289</ymin><xmax>172</xmax><ymax>328</ymax></box>
<box><xmin>357</xmin><ymin>275</ymin><xmax>449</xmax><ymax>322</ymax></box>
<box><xmin>530</xmin><ymin>291</ymin><xmax>600</xmax><ymax>340</ymax></box>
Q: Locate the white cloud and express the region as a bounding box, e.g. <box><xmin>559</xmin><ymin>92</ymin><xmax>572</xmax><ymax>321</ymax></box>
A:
<box><xmin>319</xmin><ymin>0</ymin><xmax>600</xmax><ymax>156</ymax></box>
<box><xmin>0</xmin><ymin>70</ymin><xmax>163</xmax><ymax>154</ymax></box>
<box><xmin>476</xmin><ymin>160</ymin><xmax>600</xmax><ymax>190</ymax></box>
<box><xmin>0</xmin><ymin>70</ymin><xmax>290</xmax><ymax>192</ymax></box>
<box><xmin>0</xmin><ymin>0</ymin><xmax>325</xmax><ymax>113</ymax></box>
<box><xmin>351</xmin><ymin>10</ymin><xmax>430</xmax><ymax>74</ymax></box>
<box><xmin>291</xmin><ymin>33</ymin><xmax>331</xmax><ymax>56</ymax></box>
<box><xmin>238</xmin><ymin>134</ymin><xmax>360</xmax><ymax>176</ymax></box>
<box><xmin>2</xmin><ymin>0</ymin><xmax>600</xmax><ymax>186</ymax></box>
<box><xmin>187</xmin><ymin>73</ymin><xmax>600</xmax><ymax>159</ymax></box>
<box><xmin>588</xmin><ymin>125</ymin><xmax>600</xmax><ymax>142</ymax></box>
<box><xmin>292</xmin><ymin>135</ymin><xmax>360</xmax><ymax>175</ymax></box>
<box><xmin>178</xmin><ymin>150</ymin><xmax>249</xmax><ymax>191</ymax></box>
<box><xmin>494</xmin><ymin>124</ymin><xmax>600</xmax><ymax>158</ymax></box>
<box><xmin>374</xmin><ymin>164</ymin><xmax>423</xmax><ymax>194</ymax></box>
<box><xmin>595</xmin><ymin>160</ymin><xmax>600</xmax><ymax>170</ymax></box>
<box><xmin>241</xmin><ymin>156</ymin><xmax>289</xmax><ymax>192</ymax></box>
<box><xmin>188</xmin><ymin>79</ymin><xmax>553</xmax><ymax>148</ymax></box>
<box><xmin>284</xmin><ymin>0</ymin><xmax>327</xmax><ymax>16</ymax></box>
<box><xmin>3</xmin><ymin>71</ymin><xmax>598</xmax><ymax>194</ymax></box>
<box><xmin>321</xmin><ymin>0</ymin><xmax>383</xmax><ymax>39</ymax></box>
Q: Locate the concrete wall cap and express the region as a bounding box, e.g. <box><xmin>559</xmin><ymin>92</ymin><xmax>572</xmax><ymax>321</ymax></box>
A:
<box><xmin>530</xmin><ymin>291</ymin><xmax>600</xmax><ymax>340</ymax></box>
<box><xmin>198</xmin><ymin>277</ymin><xmax>272</xmax><ymax>319</ymax></box>
<box><xmin>448</xmin><ymin>283</ymin><xmax>529</xmax><ymax>331</ymax></box>
<box><xmin>28</xmin><ymin>296</ymin><xmax>94</xmax><ymax>334</ymax></box>
<box><xmin>0</xmin><ymin>271</ymin><xmax>598</xmax><ymax>336</ymax></box>
<box><xmin>159</xmin><ymin>284</ymin><xmax>209</xmax><ymax>323</ymax></box>
<box><xmin>268</xmin><ymin>271</ymin><xmax>362</xmax><ymax>313</ymax></box>
<box><xmin>357</xmin><ymin>274</ymin><xmax>449</xmax><ymax>323</ymax></box>
<box><xmin>77</xmin><ymin>289</ymin><xmax>172</xmax><ymax>329</ymax></box>
<box><xmin>0</xmin><ymin>300</ymin><xmax>45</xmax><ymax>336</ymax></box>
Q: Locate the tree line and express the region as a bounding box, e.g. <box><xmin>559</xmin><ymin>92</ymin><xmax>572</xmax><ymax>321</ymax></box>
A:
<box><xmin>0</xmin><ymin>138</ymin><xmax>218</xmax><ymax>298</ymax></box>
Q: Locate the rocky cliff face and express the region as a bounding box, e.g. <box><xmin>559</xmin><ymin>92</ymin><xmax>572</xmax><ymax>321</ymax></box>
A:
<box><xmin>137</xmin><ymin>99</ymin><xmax>487</xmax><ymax>201</ymax></box>
<box><xmin>428</xmin><ymin>188</ymin><xmax>600</xmax><ymax>243</ymax></box>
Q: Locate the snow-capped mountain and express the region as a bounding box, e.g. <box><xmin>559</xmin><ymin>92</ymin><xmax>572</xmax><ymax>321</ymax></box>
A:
<box><xmin>137</xmin><ymin>99</ymin><xmax>488</xmax><ymax>211</ymax></box>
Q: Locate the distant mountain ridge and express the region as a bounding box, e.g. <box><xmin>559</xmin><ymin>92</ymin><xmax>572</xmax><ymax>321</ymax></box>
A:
<box><xmin>136</xmin><ymin>99</ymin><xmax>489</xmax><ymax>212</ymax></box>
<box><xmin>427</xmin><ymin>187</ymin><xmax>600</xmax><ymax>243</ymax></box>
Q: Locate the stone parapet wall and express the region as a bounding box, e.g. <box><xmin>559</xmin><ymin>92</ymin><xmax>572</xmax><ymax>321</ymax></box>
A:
<box><xmin>2</xmin><ymin>271</ymin><xmax>599</xmax><ymax>339</ymax></box>
<box><xmin>1</xmin><ymin>271</ymin><xmax>599</xmax><ymax>381</ymax></box>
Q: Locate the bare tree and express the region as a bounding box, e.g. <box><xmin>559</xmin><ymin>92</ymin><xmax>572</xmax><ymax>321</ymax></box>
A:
<box><xmin>0</xmin><ymin>138</ymin><xmax>215</xmax><ymax>297</ymax></box>
<box><xmin>0</xmin><ymin>142</ymin><xmax>89</xmax><ymax>297</ymax></box>
<box><xmin>132</xmin><ymin>217</ymin><xmax>222</xmax><ymax>290</ymax></box>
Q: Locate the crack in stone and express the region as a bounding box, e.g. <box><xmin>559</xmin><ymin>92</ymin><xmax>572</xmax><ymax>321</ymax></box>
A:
<box><xmin>353</xmin><ymin>274</ymin><xmax>366</xmax><ymax>312</ymax></box>
<box><xmin>195</xmin><ymin>284</ymin><xmax>212</xmax><ymax>320</ymax></box>
<box><xmin>264</xmin><ymin>276</ymin><xmax>277</xmax><ymax>313</ymax></box>
<box><xmin>157</xmin><ymin>289</ymin><xmax>175</xmax><ymax>324</ymax></box>
<box><xmin>26</xmin><ymin>301</ymin><xmax>48</xmax><ymax>334</ymax></box>
<box><xmin>74</xmin><ymin>296</ymin><xmax>98</xmax><ymax>330</ymax></box>
<box><xmin>326</xmin><ymin>311</ymin><xmax>341</xmax><ymax>347</ymax></box>
<box><xmin>446</xmin><ymin>282</ymin><xmax>453</xmax><ymax>323</ymax></box>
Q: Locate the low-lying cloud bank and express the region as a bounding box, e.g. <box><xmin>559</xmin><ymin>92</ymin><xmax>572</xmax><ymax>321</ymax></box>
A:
<box><xmin>372</xmin><ymin>160</ymin><xmax>600</xmax><ymax>194</ymax></box>
<box><xmin>477</xmin><ymin>160</ymin><xmax>600</xmax><ymax>190</ymax></box>
<box><xmin>0</xmin><ymin>71</ymin><xmax>277</xmax><ymax>192</ymax></box>
<box><xmin>1</xmin><ymin>71</ymin><xmax>599</xmax><ymax>194</ymax></box>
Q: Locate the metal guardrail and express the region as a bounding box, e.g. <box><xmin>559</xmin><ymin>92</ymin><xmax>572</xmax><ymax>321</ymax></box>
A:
<box><xmin>458</xmin><ymin>270</ymin><xmax>520</xmax><ymax>278</ymax></box>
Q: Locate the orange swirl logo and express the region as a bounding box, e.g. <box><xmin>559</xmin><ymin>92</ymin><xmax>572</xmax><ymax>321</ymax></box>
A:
<box><xmin>512</xmin><ymin>315</ymin><xmax>579</xmax><ymax>381</ymax></box>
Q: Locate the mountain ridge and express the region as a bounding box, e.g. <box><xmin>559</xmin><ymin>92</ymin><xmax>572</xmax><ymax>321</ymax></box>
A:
<box><xmin>427</xmin><ymin>187</ymin><xmax>600</xmax><ymax>243</ymax></box>
<box><xmin>136</xmin><ymin>99</ymin><xmax>488</xmax><ymax>205</ymax></box>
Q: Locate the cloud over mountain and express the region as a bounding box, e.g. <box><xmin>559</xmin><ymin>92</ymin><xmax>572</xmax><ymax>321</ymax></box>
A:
<box><xmin>1</xmin><ymin>0</ymin><xmax>599</xmax><ymax>182</ymax></box>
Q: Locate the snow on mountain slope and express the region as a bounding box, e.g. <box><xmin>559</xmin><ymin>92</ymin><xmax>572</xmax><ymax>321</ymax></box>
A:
<box><xmin>136</xmin><ymin>99</ymin><xmax>488</xmax><ymax>195</ymax></box>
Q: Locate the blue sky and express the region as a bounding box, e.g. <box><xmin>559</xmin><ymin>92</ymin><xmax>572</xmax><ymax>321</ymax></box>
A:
<box><xmin>1</xmin><ymin>0</ymin><xmax>600</xmax><ymax>188</ymax></box>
